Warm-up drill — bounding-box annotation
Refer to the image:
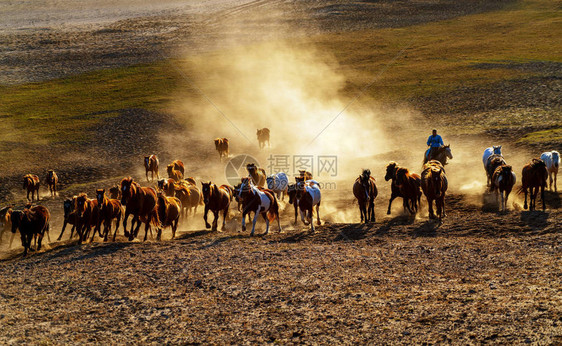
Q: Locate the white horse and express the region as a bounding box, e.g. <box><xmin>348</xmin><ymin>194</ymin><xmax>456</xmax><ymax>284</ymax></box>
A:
<box><xmin>296</xmin><ymin>180</ymin><xmax>322</xmax><ymax>232</ymax></box>
<box><xmin>238</xmin><ymin>177</ymin><xmax>281</xmax><ymax>236</ymax></box>
<box><xmin>540</xmin><ymin>151</ymin><xmax>559</xmax><ymax>191</ymax></box>
<box><xmin>266</xmin><ymin>172</ymin><xmax>289</xmax><ymax>201</ymax></box>
<box><xmin>483</xmin><ymin>146</ymin><xmax>502</xmax><ymax>169</ymax></box>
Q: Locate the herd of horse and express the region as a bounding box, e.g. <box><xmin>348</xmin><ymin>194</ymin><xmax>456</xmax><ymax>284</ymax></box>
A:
<box><xmin>0</xmin><ymin>133</ymin><xmax>559</xmax><ymax>257</ymax></box>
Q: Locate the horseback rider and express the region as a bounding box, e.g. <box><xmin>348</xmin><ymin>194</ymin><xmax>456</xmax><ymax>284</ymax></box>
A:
<box><xmin>427</xmin><ymin>129</ymin><xmax>444</xmax><ymax>160</ymax></box>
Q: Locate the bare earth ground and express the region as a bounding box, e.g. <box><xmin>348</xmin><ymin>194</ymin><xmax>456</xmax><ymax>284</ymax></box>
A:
<box><xmin>1</xmin><ymin>0</ymin><xmax>562</xmax><ymax>344</ymax></box>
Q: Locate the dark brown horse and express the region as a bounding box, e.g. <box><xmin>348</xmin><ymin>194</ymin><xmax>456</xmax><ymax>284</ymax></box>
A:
<box><xmin>120</xmin><ymin>177</ymin><xmax>159</xmax><ymax>241</ymax></box>
<box><xmin>57</xmin><ymin>197</ymin><xmax>79</xmax><ymax>241</ymax></box>
<box><xmin>96</xmin><ymin>189</ymin><xmax>123</xmax><ymax>241</ymax></box>
<box><xmin>75</xmin><ymin>193</ymin><xmax>100</xmax><ymax>243</ymax></box>
<box><xmin>108</xmin><ymin>185</ymin><xmax>121</xmax><ymax>200</ymax></box>
<box><xmin>23</xmin><ymin>174</ymin><xmax>40</xmax><ymax>201</ymax></box>
<box><xmin>423</xmin><ymin>144</ymin><xmax>453</xmax><ymax>166</ymax></box>
<box><xmin>395</xmin><ymin>167</ymin><xmax>422</xmax><ymax>215</ymax></box>
<box><xmin>421</xmin><ymin>160</ymin><xmax>448</xmax><ymax>220</ymax></box>
<box><xmin>287</xmin><ymin>184</ymin><xmax>299</xmax><ymax>224</ymax></box>
<box><xmin>353</xmin><ymin>169</ymin><xmax>378</xmax><ymax>223</ymax></box>
<box><xmin>384</xmin><ymin>162</ymin><xmax>411</xmax><ymax>215</ymax></box>
<box><xmin>0</xmin><ymin>206</ymin><xmax>14</xmax><ymax>247</ymax></box>
<box><xmin>167</xmin><ymin>164</ymin><xmax>184</xmax><ymax>182</ymax></box>
<box><xmin>144</xmin><ymin>155</ymin><xmax>159</xmax><ymax>182</ymax></box>
<box><xmin>175</xmin><ymin>184</ymin><xmax>202</xmax><ymax>217</ymax></box>
<box><xmin>485</xmin><ymin>154</ymin><xmax>506</xmax><ymax>187</ymax></box>
<box><xmin>45</xmin><ymin>170</ymin><xmax>58</xmax><ymax>197</ymax></box>
<box><xmin>158</xmin><ymin>178</ymin><xmax>176</xmax><ymax>196</ymax></box>
<box><xmin>156</xmin><ymin>193</ymin><xmax>181</xmax><ymax>240</ymax></box>
<box><xmin>299</xmin><ymin>170</ymin><xmax>313</xmax><ymax>180</ymax></box>
<box><xmin>257</xmin><ymin>128</ymin><xmax>270</xmax><ymax>149</ymax></box>
<box><xmin>237</xmin><ymin>177</ymin><xmax>281</xmax><ymax>236</ymax></box>
<box><xmin>520</xmin><ymin>159</ymin><xmax>548</xmax><ymax>211</ymax></box>
<box><xmin>214</xmin><ymin>138</ymin><xmax>229</xmax><ymax>161</ymax></box>
<box><xmin>201</xmin><ymin>182</ymin><xmax>232</xmax><ymax>231</ymax></box>
<box><xmin>246</xmin><ymin>163</ymin><xmax>266</xmax><ymax>187</ymax></box>
<box><xmin>11</xmin><ymin>205</ymin><xmax>50</xmax><ymax>256</ymax></box>
<box><xmin>490</xmin><ymin>165</ymin><xmax>516</xmax><ymax>212</ymax></box>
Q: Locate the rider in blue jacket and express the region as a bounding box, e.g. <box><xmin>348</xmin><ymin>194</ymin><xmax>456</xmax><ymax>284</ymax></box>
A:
<box><xmin>427</xmin><ymin>129</ymin><xmax>444</xmax><ymax>160</ymax></box>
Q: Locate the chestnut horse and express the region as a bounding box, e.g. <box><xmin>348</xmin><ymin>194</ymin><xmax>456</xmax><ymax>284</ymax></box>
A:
<box><xmin>520</xmin><ymin>159</ymin><xmax>548</xmax><ymax>211</ymax></box>
<box><xmin>238</xmin><ymin>177</ymin><xmax>281</xmax><ymax>236</ymax></box>
<box><xmin>108</xmin><ymin>185</ymin><xmax>121</xmax><ymax>200</ymax></box>
<box><xmin>0</xmin><ymin>206</ymin><xmax>14</xmax><ymax>247</ymax></box>
<box><xmin>295</xmin><ymin>178</ymin><xmax>322</xmax><ymax>232</ymax></box>
<box><xmin>144</xmin><ymin>155</ymin><xmax>159</xmax><ymax>182</ymax></box>
<box><xmin>45</xmin><ymin>170</ymin><xmax>58</xmax><ymax>197</ymax></box>
<box><xmin>167</xmin><ymin>164</ymin><xmax>183</xmax><ymax>182</ymax></box>
<box><xmin>257</xmin><ymin>128</ymin><xmax>270</xmax><ymax>149</ymax></box>
<box><xmin>384</xmin><ymin>162</ymin><xmax>410</xmax><ymax>215</ymax></box>
<box><xmin>158</xmin><ymin>178</ymin><xmax>176</xmax><ymax>196</ymax></box>
<box><xmin>395</xmin><ymin>167</ymin><xmax>422</xmax><ymax>215</ymax></box>
<box><xmin>490</xmin><ymin>165</ymin><xmax>516</xmax><ymax>212</ymax></box>
<box><xmin>174</xmin><ymin>184</ymin><xmax>202</xmax><ymax>218</ymax></box>
<box><xmin>75</xmin><ymin>193</ymin><xmax>100</xmax><ymax>243</ymax></box>
<box><xmin>23</xmin><ymin>174</ymin><xmax>40</xmax><ymax>201</ymax></box>
<box><xmin>96</xmin><ymin>189</ymin><xmax>123</xmax><ymax>241</ymax></box>
<box><xmin>485</xmin><ymin>154</ymin><xmax>506</xmax><ymax>187</ymax></box>
<box><xmin>214</xmin><ymin>138</ymin><xmax>229</xmax><ymax>161</ymax></box>
<box><xmin>57</xmin><ymin>197</ymin><xmax>79</xmax><ymax>241</ymax></box>
<box><xmin>353</xmin><ymin>169</ymin><xmax>378</xmax><ymax>223</ymax></box>
<box><xmin>201</xmin><ymin>182</ymin><xmax>233</xmax><ymax>231</ymax></box>
<box><xmin>11</xmin><ymin>205</ymin><xmax>50</xmax><ymax>256</ymax></box>
<box><xmin>156</xmin><ymin>193</ymin><xmax>181</xmax><ymax>240</ymax></box>
<box><xmin>421</xmin><ymin>160</ymin><xmax>448</xmax><ymax>221</ymax></box>
<box><xmin>120</xmin><ymin>177</ymin><xmax>159</xmax><ymax>241</ymax></box>
<box><xmin>170</xmin><ymin>160</ymin><xmax>185</xmax><ymax>175</ymax></box>
<box><xmin>299</xmin><ymin>170</ymin><xmax>313</xmax><ymax>180</ymax></box>
<box><xmin>246</xmin><ymin>163</ymin><xmax>266</xmax><ymax>187</ymax></box>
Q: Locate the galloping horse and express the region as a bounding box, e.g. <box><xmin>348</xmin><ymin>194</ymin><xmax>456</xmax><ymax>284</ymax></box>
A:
<box><xmin>167</xmin><ymin>164</ymin><xmax>183</xmax><ymax>182</ymax></box>
<box><xmin>520</xmin><ymin>159</ymin><xmax>548</xmax><ymax>211</ymax></box>
<box><xmin>23</xmin><ymin>174</ymin><xmax>40</xmax><ymax>201</ymax></box>
<box><xmin>483</xmin><ymin>146</ymin><xmax>502</xmax><ymax>169</ymax></box>
<box><xmin>144</xmin><ymin>155</ymin><xmax>159</xmax><ymax>182</ymax></box>
<box><xmin>75</xmin><ymin>193</ymin><xmax>100</xmax><ymax>243</ymax></box>
<box><xmin>384</xmin><ymin>162</ymin><xmax>410</xmax><ymax>215</ymax></box>
<box><xmin>201</xmin><ymin>182</ymin><xmax>233</xmax><ymax>231</ymax></box>
<box><xmin>0</xmin><ymin>206</ymin><xmax>14</xmax><ymax>247</ymax></box>
<box><xmin>246</xmin><ymin>163</ymin><xmax>266</xmax><ymax>187</ymax></box>
<box><xmin>174</xmin><ymin>184</ymin><xmax>202</xmax><ymax>218</ymax></box>
<box><xmin>45</xmin><ymin>170</ymin><xmax>58</xmax><ymax>197</ymax></box>
<box><xmin>540</xmin><ymin>151</ymin><xmax>559</xmax><ymax>191</ymax></box>
<box><xmin>11</xmin><ymin>205</ymin><xmax>50</xmax><ymax>256</ymax></box>
<box><xmin>120</xmin><ymin>177</ymin><xmax>159</xmax><ymax>241</ymax></box>
<box><xmin>395</xmin><ymin>167</ymin><xmax>422</xmax><ymax>215</ymax></box>
<box><xmin>156</xmin><ymin>193</ymin><xmax>181</xmax><ymax>240</ymax></box>
<box><xmin>421</xmin><ymin>160</ymin><xmax>448</xmax><ymax>220</ymax></box>
<box><xmin>485</xmin><ymin>154</ymin><xmax>507</xmax><ymax>187</ymax></box>
<box><xmin>353</xmin><ymin>169</ymin><xmax>378</xmax><ymax>223</ymax></box>
<box><xmin>108</xmin><ymin>185</ymin><xmax>121</xmax><ymax>200</ymax></box>
<box><xmin>158</xmin><ymin>178</ymin><xmax>176</xmax><ymax>196</ymax></box>
<box><xmin>424</xmin><ymin>144</ymin><xmax>453</xmax><ymax>166</ymax></box>
<box><xmin>57</xmin><ymin>197</ymin><xmax>79</xmax><ymax>241</ymax></box>
<box><xmin>490</xmin><ymin>165</ymin><xmax>516</xmax><ymax>212</ymax></box>
<box><xmin>295</xmin><ymin>178</ymin><xmax>322</xmax><ymax>232</ymax></box>
<box><xmin>238</xmin><ymin>177</ymin><xmax>281</xmax><ymax>236</ymax></box>
<box><xmin>257</xmin><ymin>128</ymin><xmax>270</xmax><ymax>149</ymax></box>
<box><xmin>214</xmin><ymin>138</ymin><xmax>229</xmax><ymax>161</ymax></box>
<box><xmin>96</xmin><ymin>189</ymin><xmax>123</xmax><ymax>241</ymax></box>
<box><xmin>299</xmin><ymin>170</ymin><xmax>313</xmax><ymax>180</ymax></box>
<box><xmin>266</xmin><ymin>172</ymin><xmax>289</xmax><ymax>200</ymax></box>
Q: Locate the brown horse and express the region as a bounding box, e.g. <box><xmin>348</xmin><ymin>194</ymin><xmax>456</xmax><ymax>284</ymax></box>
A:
<box><xmin>353</xmin><ymin>169</ymin><xmax>378</xmax><ymax>223</ymax></box>
<box><xmin>158</xmin><ymin>178</ymin><xmax>176</xmax><ymax>196</ymax></box>
<box><xmin>485</xmin><ymin>154</ymin><xmax>506</xmax><ymax>187</ymax></box>
<box><xmin>238</xmin><ymin>177</ymin><xmax>281</xmax><ymax>236</ymax></box>
<box><xmin>156</xmin><ymin>193</ymin><xmax>181</xmax><ymax>240</ymax></box>
<box><xmin>384</xmin><ymin>162</ymin><xmax>411</xmax><ymax>215</ymax></box>
<box><xmin>423</xmin><ymin>144</ymin><xmax>453</xmax><ymax>166</ymax></box>
<box><xmin>421</xmin><ymin>160</ymin><xmax>448</xmax><ymax>221</ymax></box>
<box><xmin>75</xmin><ymin>193</ymin><xmax>100</xmax><ymax>243</ymax></box>
<box><xmin>120</xmin><ymin>177</ymin><xmax>159</xmax><ymax>241</ymax></box>
<box><xmin>395</xmin><ymin>167</ymin><xmax>422</xmax><ymax>215</ymax></box>
<box><xmin>173</xmin><ymin>184</ymin><xmax>201</xmax><ymax>218</ymax></box>
<box><xmin>108</xmin><ymin>185</ymin><xmax>121</xmax><ymax>200</ymax></box>
<box><xmin>144</xmin><ymin>155</ymin><xmax>159</xmax><ymax>182</ymax></box>
<box><xmin>23</xmin><ymin>174</ymin><xmax>40</xmax><ymax>201</ymax></box>
<box><xmin>287</xmin><ymin>184</ymin><xmax>299</xmax><ymax>224</ymax></box>
<box><xmin>520</xmin><ymin>158</ymin><xmax>548</xmax><ymax>211</ymax></box>
<box><xmin>257</xmin><ymin>128</ymin><xmax>270</xmax><ymax>149</ymax></box>
<box><xmin>299</xmin><ymin>170</ymin><xmax>313</xmax><ymax>180</ymax></box>
<box><xmin>11</xmin><ymin>205</ymin><xmax>50</xmax><ymax>256</ymax></box>
<box><xmin>246</xmin><ymin>163</ymin><xmax>266</xmax><ymax>187</ymax></box>
<box><xmin>0</xmin><ymin>206</ymin><xmax>14</xmax><ymax>247</ymax></box>
<box><xmin>214</xmin><ymin>138</ymin><xmax>229</xmax><ymax>161</ymax></box>
<box><xmin>56</xmin><ymin>197</ymin><xmax>79</xmax><ymax>241</ymax></box>
<box><xmin>96</xmin><ymin>189</ymin><xmax>123</xmax><ymax>241</ymax></box>
<box><xmin>490</xmin><ymin>165</ymin><xmax>516</xmax><ymax>212</ymax></box>
<box><xmin>201</xmin><ymin>182</ymin><xmax>232</xmax><ymax>231</ymax></box>
<box><xmin>45</xmin><ymin>170</ymin><xmax>58</xmax><ymax>197</ymax></box>
<box><xmin>167</xmin><ymin>164</ymin><xmax>183</xmax><ymax>182</ymax></box>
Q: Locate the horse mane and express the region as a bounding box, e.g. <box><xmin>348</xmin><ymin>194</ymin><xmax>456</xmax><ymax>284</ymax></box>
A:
<box><xmin>530</xmin><ymin>158</ymin><xmax>546</xmax><ymax>168</ymax></box>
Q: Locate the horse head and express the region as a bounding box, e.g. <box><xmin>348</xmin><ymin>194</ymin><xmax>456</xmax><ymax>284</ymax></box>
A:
<box><xmin>246</xmin><ymin>163</ymin><xmax>257</xmax><ymax>176</ymax></box>
<box><xmin>144</xmin><ymin>156</ymin><xmax>151</xmax><ymax>168</ymax></box>
<box><xmin>10</xmin><ymin>210</ymin><xmax>24</xmax><ymax>234</ymax></box>
<box><xmin>22</xmin><ymin>175</ymin><xmax>30</xmax><ymax>189</ymax></box>
<box><xmin>552</xmin><ymin>151</ymin><xmax>560</xmax><ymax>167</ymax></box>
<box><xmin>493</xmin><ymin>145</ymin><xmax>502</xmax><ymax>155</ymax></box>
<box><xmin>287</xmin><ymin>184</ymin><xmax>297</xmax><ymax>205</ymax></box>
<box><xmin>266</xmin><ymin>176</ymin><xmax>275</xmax><ymax>189</ymax></box>
<box><xmin>444</xmin><ymin>144</ymin><xmax>453</xmax><ymax>159</ymax></box>
<box><xmin>201</xmin><ymin>181</ymin><xmax>213</xmax><ymax>205</ymax></box>
<box><xmin>120</xmin><ymin>177</ymin><xmax>135</xmax><ymax>206</ymax></box>
<box><xmin>96</xmin><ymin>189</ymin><xmax>106</xmax><ymax>205</ymax></box>
<box><xmin>238</xmin><ymin>177</ymin><xmax>253</xmax><ymax>201</ymax></box>
<box><xmin>75</xmin><ymin>193</ymin><xmax>89</xmax><ymax>217</ymax></box>
<box><xmin>385</xmin><ymin>162</ymin><xmax>397</xmax><ymax>181</ymax></box>
<box><xmin>63</xmin><ymin>199</ymin><xmax>74</xmax><ymax>218</ymax></box>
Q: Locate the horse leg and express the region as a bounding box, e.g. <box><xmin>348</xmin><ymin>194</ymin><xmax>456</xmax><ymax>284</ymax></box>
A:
<box><xmin>222</xmin><ymin>207</ymin><xmax>228</xmax><ymax>231</ymax></box>
<box><xmin>122</xmin><ymin>210</ymin><xmax>131</xmax><ymax>237</ymax></box>
<box><xmin>262</xmin><ymin>213</ymin><xmax>270</xmax><ymax>236</ymax></box>
<box><xmin>387</xmin><ymin>194</ymin><xmax>397</xmax><ymax>215</ymax></box>
<box><xmin>204</xmin><ymin>206</ymin><xmax>211</xmax><ymax>229</ymax></box>
<box><xmin>113</xmin><ymin>216</ymin><xmax>120</xmax><ymax>242</ymax></box>
<box><xmin>309</xmin><ymin>207</ymin><xmax>315</xmax><ymax>232</ymax></box>
<box><xmin>212</xmin><ymin>210</ymin><xmax>219</xmax><ymax>232</ymax></box>
<box><xmin>316</xmin><ymin>203</ymin><xmax>321</xmax><ymax>226</ymax></box>
<box><xmin>427</xmin><ymin>197</ymin><xmax>435</xmax><ymax>219</ymax></box>
<box><xmin>293</xmin><ymin>204</ymin><xmax>298</xmax><ymax>225</ymax></box>
<box><xmin>523</xmin><ymin>188</ymin><xmax>528</xmax><ymax>210</ymax></box>
<box><xmin>241</xmin><ymin>209</ymin><xmax>247</xmax><ymax>232</ymax></box>
<box><xmin>541</xmin><ymin>184</ymin><xmax>546</xmax><ymax>211</ymax></box>
<box><xmin>57</xmin><ymin>220</ymin><xmax>68</xmax><ymax>241</ymax></box>
<box><xmin>299</xmin><ymin>206</ymin><xmax>308</xmax><ymax>225</ymax></box>
<box><xmin>132</xmin><ymin>217</ymin><xmax>142</xmax><ymax>240</ymax></box>
<box><xmin>249</xmin><ymin>212</ymin><xmax>259</xmax><ymax>236</ymax></box>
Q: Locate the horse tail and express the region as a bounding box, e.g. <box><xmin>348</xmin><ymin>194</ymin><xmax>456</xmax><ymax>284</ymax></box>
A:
<box><xmin>267</xmin><ymin>194</ymin><xmax>279</xmax><ymax>222</ymax></box>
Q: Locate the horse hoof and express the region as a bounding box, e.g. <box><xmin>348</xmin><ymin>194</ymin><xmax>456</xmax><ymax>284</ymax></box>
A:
<box><xmin>205</xmin><ymin>224</ymin><xmax>211</xmax><ymax>229</ymax></box>
<box><xmin>386</xmin><ymin>211</ymin><xmax>391</xmax><ymax>215</ymax></box>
